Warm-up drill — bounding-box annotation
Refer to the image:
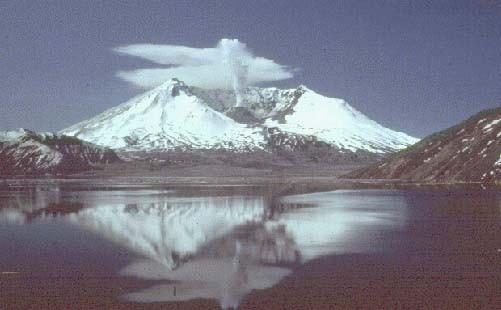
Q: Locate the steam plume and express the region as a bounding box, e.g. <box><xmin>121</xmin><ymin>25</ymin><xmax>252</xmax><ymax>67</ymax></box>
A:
<box><xmin>219</xmin><ymin>39</ymin><xmax>249</xmax><ymax>107</ymax></box>
<box><xmin>114</xmin><ymin>38</ymin><xmax>294</xmax><ymax>107</ymax></box>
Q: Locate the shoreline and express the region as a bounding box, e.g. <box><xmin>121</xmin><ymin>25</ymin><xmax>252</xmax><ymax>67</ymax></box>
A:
<box><xmin>0</xmin><ymin>175</ymin><xmax>498</xmax><ymax>191</ymax></box>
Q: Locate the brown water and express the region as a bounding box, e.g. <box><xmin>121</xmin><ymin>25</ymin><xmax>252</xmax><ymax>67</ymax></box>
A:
<box><xmin>0</xmin><ymin>183</ymin><xmax>499</xmax><ymax>309</ymax></box>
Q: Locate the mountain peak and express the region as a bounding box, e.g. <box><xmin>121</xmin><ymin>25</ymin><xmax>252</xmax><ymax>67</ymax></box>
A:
<box><xmin>156</xmin><ymin>78</ymin><xmax>191</xmax><ymax>97</ymax></box>
<box><xmin>296</xmin><ymin>84</ymin><xmax>312</xmax><ymax>92</ymax></box>
<box><xmin>0</xmin><ymin>128</ymin><xmax>33</xmax><ymax>143</ymax></box>
<box><xmin>157</xmin><ymin>78</ymin><xmax>186</xmax><ymax>87</ymax></box>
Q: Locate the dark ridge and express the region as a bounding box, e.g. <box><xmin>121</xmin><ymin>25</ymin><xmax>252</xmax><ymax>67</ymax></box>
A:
<box><xmin>345</xmin><ymin>107</ymin><xmax>501</xmax><ymax>183</ymax></box>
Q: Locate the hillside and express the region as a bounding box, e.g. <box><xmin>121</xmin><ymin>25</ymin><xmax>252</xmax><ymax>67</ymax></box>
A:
<box><xmin>0</xmin><ymin>129</ymin><xmax>120</xmax><ymax>176</ymax></box>
<box><xmin>346</xmin><ymin>108</ymin><xmax>501</xmax><ymax>183</ymax></box>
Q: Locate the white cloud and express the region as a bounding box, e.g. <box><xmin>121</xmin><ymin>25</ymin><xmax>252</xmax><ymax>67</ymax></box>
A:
<box><xmin>113</xmin><ymin>39</ymin><xmax>294</xmax><ymax>90</ymax></box>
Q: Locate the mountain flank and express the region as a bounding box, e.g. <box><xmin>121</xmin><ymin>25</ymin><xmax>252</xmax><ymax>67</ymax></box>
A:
<box><xmin>0</xmin><ymin>129</ymin><xmax>120</xmax><ymax>176</ymax></box>
<box><xmin>346</xmin><ymin>108</ymin><xmax>501</xmax><ymax>183</ymax></box>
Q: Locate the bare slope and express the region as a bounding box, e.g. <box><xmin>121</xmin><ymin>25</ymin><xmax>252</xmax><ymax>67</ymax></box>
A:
<box><xmin>347</xmin><ymin>108</ymin><xmax>501</xmax><ymax>183</ymax></box>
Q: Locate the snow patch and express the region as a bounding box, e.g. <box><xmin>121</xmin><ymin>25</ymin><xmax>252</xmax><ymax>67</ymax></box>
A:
<box><xmin>483</xmin><ymin>119</ymin><xmax>500</xmax><ymax>132</ymax></box>
<box><xmin>494</xmin><ymin>155</ymin><xmax>501</xmax><ymax>167</ymax></box>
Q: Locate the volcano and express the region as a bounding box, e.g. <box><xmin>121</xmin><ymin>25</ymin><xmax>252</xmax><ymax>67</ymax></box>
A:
<box><xmin>61</xmin><ymin>79</ymin><xmax>418</xmax><ymax>155</ymax></box>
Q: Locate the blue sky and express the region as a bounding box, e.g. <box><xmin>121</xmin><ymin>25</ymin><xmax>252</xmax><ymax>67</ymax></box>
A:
<box><xmin>1</xmin><ymin>0</ymin><xmax>500</xmax><ymax>137</ymax></box>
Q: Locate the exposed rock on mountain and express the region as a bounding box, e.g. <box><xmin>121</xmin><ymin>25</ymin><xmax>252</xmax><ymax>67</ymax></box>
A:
<box><xmin>0</xmin><ymin>129</ymin><xmax>120</xmax><ymax>176</ymax></box>
<box><xmin>346</xmin><ymin>108</ymin><xmax>501</xmax><ymax>183</ymax></box>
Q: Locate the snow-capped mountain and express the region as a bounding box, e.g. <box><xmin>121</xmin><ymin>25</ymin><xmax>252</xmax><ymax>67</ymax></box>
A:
<box><xmin>0</xmin><ymin>129</ymin><xmax>119</xmax><ymax>175</ymax></box>
<box><xmin>61</xmin><ymin>79</ymin><xmax>418</xmax><ymax>154</ymax></box>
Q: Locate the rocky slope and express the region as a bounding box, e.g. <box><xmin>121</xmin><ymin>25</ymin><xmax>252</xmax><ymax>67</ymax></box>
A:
<box><xmin>61</xmin><ymin>79</ymin><xmax>418</xmax><ymax>155</ymax></box>
<box><xmin>346</xmin><ymin>108</ymin><xmax>501</xmax><ymax>183</ymax></box>
<box><xmin>0</xmin><ymin>129</ymin><xmax>120</xmax><ymax>176</ymax></box>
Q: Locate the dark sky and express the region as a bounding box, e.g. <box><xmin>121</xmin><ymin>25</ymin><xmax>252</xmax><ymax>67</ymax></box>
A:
<box><xmin>1</xmin><ymin>0</ymin><xmax>500</xmax><ymax>137</ymax></box>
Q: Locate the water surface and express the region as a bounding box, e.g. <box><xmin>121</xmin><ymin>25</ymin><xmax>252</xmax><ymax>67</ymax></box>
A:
<box><xmin>0</xmin><ymin>184</ymin><xmax>499</xmax><ymax>309</ymax></box>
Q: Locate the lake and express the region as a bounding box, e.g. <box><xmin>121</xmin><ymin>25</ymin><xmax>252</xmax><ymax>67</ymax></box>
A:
<box><xmin>0</xmin><ymin>182</ymin><xmax>499</xmax><ymax>309</ymax></box>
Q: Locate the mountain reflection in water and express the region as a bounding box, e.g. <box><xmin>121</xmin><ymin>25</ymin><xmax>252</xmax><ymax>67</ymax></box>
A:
<box><xmin>0</xmin><ymin>186</ymin><xmax>408</xmax><ymax>309</ymax></box>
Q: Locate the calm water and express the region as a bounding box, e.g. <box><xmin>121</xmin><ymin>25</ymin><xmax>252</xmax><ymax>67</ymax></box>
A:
<box><xmin>0</xmin><ymin>184</ymin><xmax>499</xmax><ymax>309</ymax></box>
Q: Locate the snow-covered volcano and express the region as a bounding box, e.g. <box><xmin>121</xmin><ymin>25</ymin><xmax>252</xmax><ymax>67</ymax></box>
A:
<box><xmin>61</xmin><ymin>79</ymin><xmax>418</xmax><ymax>153</ymax></box>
